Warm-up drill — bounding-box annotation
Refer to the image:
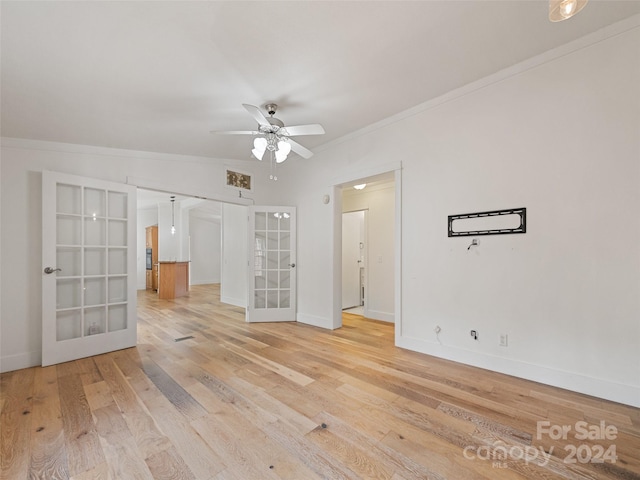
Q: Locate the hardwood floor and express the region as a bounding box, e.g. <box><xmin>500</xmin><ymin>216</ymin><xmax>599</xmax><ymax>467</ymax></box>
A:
<box><xmin>2</xmin><ymin>284</ymin><xmax>639</xmax><ymax>479</ymax></box>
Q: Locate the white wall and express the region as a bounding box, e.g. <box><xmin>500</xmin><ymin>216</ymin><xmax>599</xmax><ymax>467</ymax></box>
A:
<box><xmin>281</xmin><ymin>25</ymin><xmax>640</xmax><ymax>407</ymax></box>
<box><xmin>136</xmin><ymin>207</ymin><xmax>158</xmax><ymax>289</ymax></box>
<box><xmin>343</xmin><ymin>185</ymin><xmax>395</xmax><ymax>321</ymax></box>
<box><xmin>0</xmin><ymin>141</ymin><xmax>267</xmax><ymax>372</ymax></box>
<box><xmin>158</xmin><ymin>201</ymin><xmax>183</xmax><ymax>262</ymax></box>
<box><xmin>189</xmin><ymin>214</ymin><xmax>221</xmax><ymax>285</ymax></box>
<box><xmin>220</xmin><ymin>203</ymin><xmax>248</xmax><ymax>307</ymax></box>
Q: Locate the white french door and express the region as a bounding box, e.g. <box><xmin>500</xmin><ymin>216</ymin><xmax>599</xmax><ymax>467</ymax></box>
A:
<box><xmin>247</xmin><ymin>206</ymin><xmax>296</xmax><ymax>322</ymax></box>
<box><xmin>42</xmin><ymin>171</ymin><xmax>137</xmax><ymax>366</ymax></box>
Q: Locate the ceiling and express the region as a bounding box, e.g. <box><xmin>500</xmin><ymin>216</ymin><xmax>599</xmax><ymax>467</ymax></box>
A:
<box><xmin>2</xmin><ymin>1</ymin><xmax>639</xmax><ymax>162</ymax></box>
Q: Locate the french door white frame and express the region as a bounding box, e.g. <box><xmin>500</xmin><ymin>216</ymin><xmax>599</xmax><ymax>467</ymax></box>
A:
<box><xmin>42</xmin><ymin>171</ymin><xmax>137</xmax><ymax>366</ymax></box>
<box><xmin>246</xmin><ymin>206</ymin><xmax>297</xmax><ymax>323</ymax></box>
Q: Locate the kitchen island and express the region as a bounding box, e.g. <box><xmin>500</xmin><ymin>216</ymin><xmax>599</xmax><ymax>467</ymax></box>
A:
<box><xmin>158</xmin><ymin>261</ymin><xmax>189</xmax><ymax>300</ymax></box>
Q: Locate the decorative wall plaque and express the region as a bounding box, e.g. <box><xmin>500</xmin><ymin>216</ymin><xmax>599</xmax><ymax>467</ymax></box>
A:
<box><xmin>226</xmin><ymin>170</ymin><xmax>252</xmax><ymax>190</ymax></box>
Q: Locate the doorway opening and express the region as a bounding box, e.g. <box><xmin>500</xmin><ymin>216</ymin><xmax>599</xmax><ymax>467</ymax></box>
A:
<box><xmin>336</xmin><ymin>169</ymin><xmax>399</xmax><ymax>331</ymax></box>
<box><xmin>135</xmin><ymin>188</ymin><xmax>250</xmax><ymax>317</ymax></box>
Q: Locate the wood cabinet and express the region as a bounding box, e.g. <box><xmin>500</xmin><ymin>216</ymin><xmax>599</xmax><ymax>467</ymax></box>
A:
<box><xmin>145</xmin><ymin>225</ymin><xmax>158</xmax><ymax>291</ymax></box>
<box><xmin>158</xmin><ymin>262</ymin><xmax>189</xmax><ymax>299</ymax></box>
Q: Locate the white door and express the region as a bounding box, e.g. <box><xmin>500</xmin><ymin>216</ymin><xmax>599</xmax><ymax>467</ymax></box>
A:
<box><xmin>247</xmin><ymin>206</ymin><xmax>296</xmax><ymax>322</ymax></box>
<box><xmin>342</xmin><ymin>211</ymin><xmax>365</xmax><ymax>309</ymax></box>
<box><xmin>42</xmin><ymin>171</ymin><xmax>137</xmax><ymax>366</ymax></box>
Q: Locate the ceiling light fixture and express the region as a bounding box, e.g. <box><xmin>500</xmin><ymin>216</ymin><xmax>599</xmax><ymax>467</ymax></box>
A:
<box><xmin>353</xmin><ymin>184</ymin><xmax>367</xmax><ymax>190</ymax></box>
<box><xmin>251</xmin><ymin>133</ymin><xmax>293</xmax><ymax>181</ymax></box>
<box><xmin>170</xmin><ymin>196</ymin><xmax>176</xmax><ymax>235</ymax></box>
<box><xmin>251</xmin><ymin>134</ymin><xmax>291</xmax><ymax>163</ymax></box>
<box><xmin>549</xmin><ymin>0</ymin><xmax>587</xmax><ymax>22</ymax></box>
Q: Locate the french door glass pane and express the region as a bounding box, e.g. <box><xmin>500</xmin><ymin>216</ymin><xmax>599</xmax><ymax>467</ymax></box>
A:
<box><xmin>85</xmin><ymin>218</ymin><xmax>106</xmax><ymax>245</ymax></box>
<box><xmin>108</xmin><ymin>277</ymin><xmax>127</xmax><ymax>303</ymax></box>
<box><xmin>267</xmin><ymin>290</ymin><xmax>278</xmax><ymax>308</ymax></box>
<box><xmin>280</xmin><ymin>215</ymin><xmax>290</xmax><ymax>231</ymax></box>
<box><xmin>108</xmin><ymin>304</ymin><xmax>127</xmax><ymax>332</ymax></box>
<box><xmin>57</xmin><ymin>279</ymin><xmax>81</xmax><ymax>308</ymax></box>
<box><xmin>108</xmin><ymin>248</ymin><xmax>127</xmax><ymax>274</ymax></box>
<box><xmin>108</xmin><ymin>219</ymin><xmax>127</xmax><ymax>246</ymax></box>
<box><xmin>108</xmin><ymin>191</ymin><xmax>128</xmax><ymax>219</ymax></box>
<box><xmin>255</xmin><ymin>290</ymin><xmax>266</xmax><ymax>308</ymax></box>
<box><xmin>85</xmin><ymin>248</ymin><xmax>106</xmax><ymax>275</ymax></box>
<box><xmin>255</xmin><ymin>212</ymin><xmax>267</xmax><ymax>230</ymax></box>
<box><xmin>56</xmin><ymin>310</ymin><xmax>82</xmax><ymax>341</ymax></box>
<box><xmin>57</xmin><ymin>184</ymin><xmax>81</xmax><ymax>215</ymax></box>
<box><xmin>57</xmin><ymin>216</ymin><xmax>81</xmax><ymax>245</ymax></box>
<box><xmin>279</xmin><ymin>271</ymin><xmax>290</xmax><ymax>288</ymax></box>
<box><xmin>85</xmin><ymin>307</ymin><xmax>106</xmax><ymax>335</ymax></box>
<box><xmin>57</xmin><ymin>247</ymin><xmax>81</xmax><ymax>277</ymax></box>
<box><xmin>85</xmin><ymin>277</ymin><xmax>106</xmax><ymax>306</ymax></box>
<box><xmin>280</xmin><ymin>290</ymin><xmax>290</xmax><ymax>308</ymax></box>
<box><xmin>84</xmin><ymin>188</ymin><xmax>106</xmax><ymax>217</ymax></box>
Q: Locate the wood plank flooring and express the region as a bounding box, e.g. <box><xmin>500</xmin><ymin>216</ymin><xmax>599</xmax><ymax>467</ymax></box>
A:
<box><xmin>2</xmin><ymin>284</ymin><xmax>639</xmax><ymax>479</ymax></box>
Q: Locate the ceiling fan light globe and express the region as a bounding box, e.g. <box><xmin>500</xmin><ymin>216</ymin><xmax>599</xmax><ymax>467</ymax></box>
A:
<box><xmin>275</xmin><ymin>150</ymin><xmax>288</xmax><ymax>163</ymax></box>
<box><xmin>252</xmin><ymin>137</ymin><xmax>267</xmax><ymax>160</ymax></box>
<box><xmin>252</xmin><ymin>148</ymin><xmax>265</xmax><ymax>160</ymax></box>
<box><xmin>275</xmin><ymin>140</ymin><xmax>291</xmax><ymax>163</ymax></box>
<box><xmin>277</xmin><ymin>140</ymin><xmax>292</xmax><ymax>155</ymax></box>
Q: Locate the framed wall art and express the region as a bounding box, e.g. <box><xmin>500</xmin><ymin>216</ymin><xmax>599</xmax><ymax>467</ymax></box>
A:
<box><xmin>226</xmin><ymin>169</ymin><xmax>252</xmax><ymax>190</ymax></box>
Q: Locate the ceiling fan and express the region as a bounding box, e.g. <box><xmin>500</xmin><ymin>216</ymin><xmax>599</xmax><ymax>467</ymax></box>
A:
<box><xmin>213</xmin><ymin>103</ymin><xmax>325</xmax><ymax>162</ymax></box>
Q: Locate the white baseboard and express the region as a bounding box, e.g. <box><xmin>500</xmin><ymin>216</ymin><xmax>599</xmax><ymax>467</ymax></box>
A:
<box><xmin>297</xmin><ymin>313</ymin><xmax>337</xmax><ymax>330</ymax></box>
<box><xmin>365</xmin><ymin>309</ymin><xmax>394</xmax><ymax>323</ymax></box>
<box><xmin>191</xmin><ymin>279</ymin><xmax>221</xmax><ymax>286</ymax></box>
<box><xmin>397</xmin><ymin>335</ymin><xmax>640</xmax><ymax>408</ymax></box>
<box><xmin>1</xmin><ymin>350</ymin><xmax>41</xmax><ymax>373</ymax></box>
<box><xmin>220</xmin><ymin>295</ymin><xmax>246</xmax><ymax>308</ymax></box>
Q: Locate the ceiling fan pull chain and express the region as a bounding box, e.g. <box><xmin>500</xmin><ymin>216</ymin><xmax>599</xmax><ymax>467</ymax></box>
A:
<box><xmin>269</xmin><ymin>151</ymin><xmax>277</xmax><ymax>181</ymax></box>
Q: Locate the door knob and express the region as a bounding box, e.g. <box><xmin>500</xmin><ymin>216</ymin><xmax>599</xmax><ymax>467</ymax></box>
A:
<box><xmin>44</xmin><ymin>267</ymin><xmax>62</xmax><ymax>274</ymax></box>
<box><xmin>288</xmin><ymin>263</ymin><xmax>296</xmax><ymax>268</ymax></box>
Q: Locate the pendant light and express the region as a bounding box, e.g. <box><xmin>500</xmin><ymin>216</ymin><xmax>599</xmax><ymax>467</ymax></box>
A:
<box><xmin>170</xmin><ymin>196</ymin><xmax>176</xmax><ymax>235</ymax></box>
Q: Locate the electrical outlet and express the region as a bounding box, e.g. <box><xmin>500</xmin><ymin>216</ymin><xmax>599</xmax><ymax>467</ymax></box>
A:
<box><xmin>500</xmin><ymin>334</ymin><xmax>508</xmax><ymax>347</ymax></box>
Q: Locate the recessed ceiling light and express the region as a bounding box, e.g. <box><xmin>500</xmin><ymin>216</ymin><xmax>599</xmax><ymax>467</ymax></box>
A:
<box><xmin>353</xmin><ymin>184</ymin><xmax>367</xmax><ymax>190</ymax></box>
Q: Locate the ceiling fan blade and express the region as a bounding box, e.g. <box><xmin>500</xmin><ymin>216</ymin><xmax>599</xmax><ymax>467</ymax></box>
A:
<box><xmin>211</xmin><ymin>130</ymin><xmax>258</xmax><ymax>135</ymax></box>
<box><xmin>281</xmin><ymin>124</ymin><xmax>325</xmax><ymax>136</ymax></box>
<box><xmin>288</xmin><ymin>139</ymin><xmax>314</xmax><ymax>159</ymax></box>
<box><xmin>243</xmin><ymin>104</ymin><xmax>272</xmax><ymax>127</ymax></box>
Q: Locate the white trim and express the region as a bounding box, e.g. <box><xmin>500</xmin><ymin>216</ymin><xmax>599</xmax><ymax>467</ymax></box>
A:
<box><xmin>220</xmin><ymin>295</ymin><xmax>246</xmax><ymax>308</ymax></box>
<box><xmin>331</xmin><ymin>161</ymin><xmax>402</xmax><ymax>188</ymax></box>
<box><xmin>127</xmin><ymin>176</ymin><xmax>252</xmax><ymax>207</ymax></box>
<box><xmin>393</xmin><ymin>168</ymin><xmax>402</xmax><ymax>341</ymax></box>
<box><xmin>331</xmin><ymin>185</ymin><xmax>344</xmax><ymax>330</ymax></box>
<box><xmin>0</xmin><ymin>350</ymin><xmax>41</xmax><ymax>373</ymax></box>
<box><xmin>365</xmin><ymin>309</ymin><xmax>394</xmax><ymax>323</ymax></box>
<box><xmin>1</xmin><ymin>137</ymin><xmax>223</xmax><ymax>165</ymax></box>
<box><xmin>297</xmin><ymin>313</ymin><xmax>337</xmax><ymax>330</ymax></box>
<box><xmin>397</xmin><ymin>335</ymin><xmax>640</xmax><ymax>408</ymax></box>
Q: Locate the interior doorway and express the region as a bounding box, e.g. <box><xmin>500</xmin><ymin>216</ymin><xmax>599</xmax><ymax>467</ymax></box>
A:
<box><xmin>136</xmin><ymin>188</ymin><xmax>223</xmax><ymax>293</ymax></box>
<box><xmin>338</xmin><ymin>171</ymin><xmax>398</xmax><ymax>326</ymax></box>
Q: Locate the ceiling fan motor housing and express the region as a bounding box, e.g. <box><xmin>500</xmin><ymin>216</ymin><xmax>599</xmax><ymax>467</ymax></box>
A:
<box><xmin>264</xmin><ymin>103</ymin><xmax>284</xmax><ymax>128</ymax></box>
